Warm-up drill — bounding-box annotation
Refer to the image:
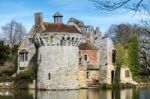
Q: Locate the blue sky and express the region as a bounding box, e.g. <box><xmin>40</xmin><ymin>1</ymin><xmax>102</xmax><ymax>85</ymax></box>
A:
<box><xmin>0</xmin><ymin>0</ymin><xmax>148</xmax><ymax>33</ymax></box>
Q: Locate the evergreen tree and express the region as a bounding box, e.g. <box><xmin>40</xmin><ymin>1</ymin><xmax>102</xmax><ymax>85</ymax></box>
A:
<box><xmin>0</xmin><ymin>40</ymin><xmax>10</xmax><ymax>64</ymax></box>
<box><xmin>128</xmin><ymin>37</ymin><xmax>141</xmax><ymax>76</ymax></box>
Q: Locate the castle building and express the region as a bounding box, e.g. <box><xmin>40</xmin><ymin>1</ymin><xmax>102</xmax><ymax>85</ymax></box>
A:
<box><xmin>18</xmin><ymin>11</ymin><xmax>135</xmax><ymax>90</ymax></box>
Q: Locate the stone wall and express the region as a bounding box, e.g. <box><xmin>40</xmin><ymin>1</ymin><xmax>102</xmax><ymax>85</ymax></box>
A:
<box><xmin>18</xmin><ymin>27</ymin><xmax>36</xmax><ymax>70</ymax></box>
<box><xmin>37</xmin><ymin>46</ymin><xmax>80</xmax><ymax>90</ymax></box>
<box><xmin>87</xmin><ymin>70</ymin><xmax>99</xmax><ymax>85</ymax></box>
<box><xmin>34</xmin><ymin>32</ymin><xmax>83</xmax><ymax>90</ymax></box>
<box><xmin>78</xmin><ymin>70</ymin><xmax>87</xmax><ymax>88</ymax></box>
<box><xmin>99</xmin><ymin>37</ymin><xmax>115</xmax><ymax>84</ymax></box>
<box><xmin>120</xmin><ymin>67</ymin><xmax>133</xmax><ymax>84</ymax></box>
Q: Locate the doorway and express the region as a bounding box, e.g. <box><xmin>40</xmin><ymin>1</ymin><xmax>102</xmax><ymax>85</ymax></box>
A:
<box><xmin>111</xmin><ymin>70</ymin><xmax>114</xmax><ymax>84</ymax></box>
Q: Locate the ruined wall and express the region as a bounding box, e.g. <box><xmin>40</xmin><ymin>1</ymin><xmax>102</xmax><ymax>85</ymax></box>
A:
<box><xmin>99</xmin><ymin>37</ymin><xmax>115</xmax><ymax>84</ymax></box>
<box><xmin>120</xmin><ymin>67</ymin><xmax>133</xmax><ymax>83</ymax></box>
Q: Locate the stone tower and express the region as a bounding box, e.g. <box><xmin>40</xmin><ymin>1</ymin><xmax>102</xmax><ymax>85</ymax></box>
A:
<box><xmin>34</xmin><ymin>12</ymin><xmax>83</xmax><ymax>90</ymax></box>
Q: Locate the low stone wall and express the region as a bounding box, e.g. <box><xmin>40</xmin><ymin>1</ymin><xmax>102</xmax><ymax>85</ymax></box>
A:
<box><xmin>120</xmin><ymin>67</ymin><xmax>133</xmax><ymax>84</ymax></box>
<box><xmin>28</xmin><ymin>80</ymin><xmax>36</xmax><ymax>89</ymax></box>
<box><xmin>0</xmin><ymin>82</ymin><xmax>14</xmax><ymax>89</ymax></box>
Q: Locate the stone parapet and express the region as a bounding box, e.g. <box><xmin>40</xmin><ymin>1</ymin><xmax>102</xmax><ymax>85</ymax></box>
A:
<box><xmin>34</xmin><ymin>32</ymin><xmax>83</xmax><ymax>47</ymax></box>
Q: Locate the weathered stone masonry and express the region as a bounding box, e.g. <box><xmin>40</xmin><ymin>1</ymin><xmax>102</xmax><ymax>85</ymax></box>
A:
<box><xmin>34</xmin><ymin>32</ymin><xmax>83</xmax><ymax>90</ymax></box>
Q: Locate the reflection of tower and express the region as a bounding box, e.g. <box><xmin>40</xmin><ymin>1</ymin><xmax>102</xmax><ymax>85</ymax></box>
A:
<box><xmin>37</xmin><ymin>91</ymin><xmax>79</xmax><ymax>99</ymax></box>
<box><xmin>34</xmin><ymin>12</ymin><xmax>83</xmax><ymax>90</ymax></box>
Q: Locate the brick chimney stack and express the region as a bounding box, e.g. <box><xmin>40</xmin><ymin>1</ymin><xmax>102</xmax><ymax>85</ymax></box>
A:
<box><xmin>34</xmin><ymin>12</ymin><xmax>43</xmax><ymax>27</ymax></box>
<box><xmin>34</xmin><ymin>12</ymin><xmax>45</xmax><ymax>32</ymax></box>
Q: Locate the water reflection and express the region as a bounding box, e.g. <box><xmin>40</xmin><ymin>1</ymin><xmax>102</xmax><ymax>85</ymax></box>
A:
<box><xmin>0</xmin><ymin>88</ymin><xmax>150</xmax><ymax>99</ymax></box>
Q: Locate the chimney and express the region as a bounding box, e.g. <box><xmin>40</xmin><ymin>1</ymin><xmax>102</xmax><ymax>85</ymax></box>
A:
<box><xmin>96</xmin><ymin>27</ymin><xmax>100</xmax><ymax>33</ymax></box>
<box><xmin>34</xmin><ymin>12</ymin><xmax>43</xmax><ymax>27</ymax></box>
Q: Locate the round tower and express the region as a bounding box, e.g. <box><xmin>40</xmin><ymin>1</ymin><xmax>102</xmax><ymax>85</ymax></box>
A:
<box><xmin>34</xmin><ymin>12</ymin><xmax>83</xmax><ymax>90</ymax></box>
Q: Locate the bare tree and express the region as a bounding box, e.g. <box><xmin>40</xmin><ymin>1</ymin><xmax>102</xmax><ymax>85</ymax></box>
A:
<box><xmin>1</xmin><ymin>20</ymin><xmax>26</xmax><ymax>47</ymax></box>
<box><xmin>89</xmin><ymin>0</ymin><xmax>149</xmax><ymax>12</ymax></box>
<box><xmin>89</xmin><ymin>0</ymin><xmax>150</xmax><ymax>26</ymax></box>
<box><xmin>107</xmin><ymin>23</ymin><xmax>149</xmax><ymax>46</ymax></box>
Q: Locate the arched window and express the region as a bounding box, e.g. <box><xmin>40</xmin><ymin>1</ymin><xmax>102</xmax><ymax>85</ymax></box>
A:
<box><xmin>19</xmin><ymin>49</ymin><xmax>28</xmax><ymax>61</ymax></box>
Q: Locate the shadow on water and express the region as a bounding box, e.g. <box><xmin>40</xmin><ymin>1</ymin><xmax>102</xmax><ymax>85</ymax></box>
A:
<box><xmin>0</xmin><ymin>88</ymin><xmax>150</xmax><ymax>99</ymax></box>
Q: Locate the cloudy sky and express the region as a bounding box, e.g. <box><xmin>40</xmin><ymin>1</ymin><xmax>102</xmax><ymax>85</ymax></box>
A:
<box><xmin>0</xmin><ymin>0</ymin><xmax>148</xmax><ymax>33</ymax></box>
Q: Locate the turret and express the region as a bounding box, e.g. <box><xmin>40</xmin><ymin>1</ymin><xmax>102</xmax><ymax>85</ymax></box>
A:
<box><xmin>53</xmin><ymin>12</ymin><xmax>63</xmax><ymax>23</ymax></box>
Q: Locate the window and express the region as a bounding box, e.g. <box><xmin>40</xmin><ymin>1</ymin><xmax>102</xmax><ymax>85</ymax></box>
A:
<box><xmin>125</xmin><ymin>70</ymin><xmax>130</xmax><ymax>77</ymax></box>
<box><xmin>84</xmin><ymin>55</ymin><xmax>88</xmax><ymax>61</ymax></box>
<box><xmin>112</xmin><ymin>50</ymin><xmax>116</xmax><ymax>63</ymax></box>
<box><xmin>29</xmin><ymin>38</ymin><xmax>33</xmax><ymax>44</ymax></box>
<box><xmin>44</xmin><ymin>37</ymin><xmax>48</xmax><ymax>43</ymax></box>
<box><xmin>79</xmin><ymin>57</ymin><xmax>82</xmax><ymax>64</ymax></box>
<box><xmin>48</xmin><ymin>73</ymin><xmax>51</xmax><ymax>80</ymax></box>
<box><xmin>19</xmin><ymin>52</ymin><xmax>28</xmax><ymax>61</ymax></box>
<box><xmin>86</xmin><ymin>72</ymin><xmax>89</xmax><ymax>79</ymax></box>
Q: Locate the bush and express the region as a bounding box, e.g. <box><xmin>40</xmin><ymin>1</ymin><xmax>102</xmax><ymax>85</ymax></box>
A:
<box><xmin>14</xmin><ymin>68</ymin><xmax>35</xmax><ymax>89</ymax></box>
<box><xmin>16</xmin><ymin>68</ymin><xmax>35</xmax><ymax>81</ymax></box>
<box><xmin>0</xmin><ymin>74</ymin><xmax>13</xmax><ymax>82</ymax></box>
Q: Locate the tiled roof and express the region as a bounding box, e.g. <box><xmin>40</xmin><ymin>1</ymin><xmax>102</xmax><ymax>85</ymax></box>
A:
<box><xmin>79</xmin><ymin>42</ymin><xmax>98</xmax><ymax>50</ymax></box>
<box><xmin>43</xmin><ymin>22</ymin><xmax>81</xmax><ymax>33</ymax></box>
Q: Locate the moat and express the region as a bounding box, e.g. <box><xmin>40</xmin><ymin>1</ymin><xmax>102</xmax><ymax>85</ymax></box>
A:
<box><xmin>0</xmin><ymin>88</ymin><xmax>150</xmax><ymax>99</ymax></box>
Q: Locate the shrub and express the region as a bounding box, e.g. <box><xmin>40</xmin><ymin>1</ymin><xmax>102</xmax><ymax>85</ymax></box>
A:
<box><xmin>14</xmin><ymin>68</ymin><xmax>35</xmax><ymax>89</ymax></box>
<box><xmin>0</xmin><ymin>74</ymin><xmax>13</xmax><ymax>82</ymax></box>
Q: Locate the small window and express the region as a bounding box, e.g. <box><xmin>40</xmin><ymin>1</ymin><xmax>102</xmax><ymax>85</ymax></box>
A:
<box><xmin>19</xmin><ymin>52</ymin><xmax>28</xmax><ymax>61</ymax></box>
<box><xmin>48</xmin><ymin>73</ymin><xmax>51</xmax><ymax>80</ymax></box>
<box><xmin>29</xmin><ymin>38</ymin><xmax>33</xmax><ymax>44</ymax></box>
<box><xmin>79</xmin><ymin>57</ymin><xmax>82</xmax><ymax>64</ymax></box>
<box><xmin>112</xmin><ymin>50</ymin><xmax>116</xmax><ymax>63</ymax></box>
<box><xmin>86</xmin><ymin>72</ymin><xmax>89</xmax><ymax>79</ymax></box>
<box><xmin>84</xmin><ymin>55</ymin><xmax>88</xmax><ymax>61</ymax></box>
<box><xmin>45</xmin><ymin>37</ymin><xmax>48</xmax><ymax>42</ymax></box>
<box><xmin>125</xmin><ymin>70</ymin><xmax>130</xmax><ymax>77</ymax></box>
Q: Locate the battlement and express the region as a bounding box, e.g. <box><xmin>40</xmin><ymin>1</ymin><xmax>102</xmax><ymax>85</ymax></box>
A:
<box><xmin>34</xmin><ymin>32</ymin><xmax>83</xmax><ymax>47</ymax></box>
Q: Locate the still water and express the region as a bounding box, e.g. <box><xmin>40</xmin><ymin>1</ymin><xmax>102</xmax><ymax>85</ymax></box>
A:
<box><xmin>0</xmin><ymin>88</ymin><xmax>150</xmax><ymax>99</ymax></box>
